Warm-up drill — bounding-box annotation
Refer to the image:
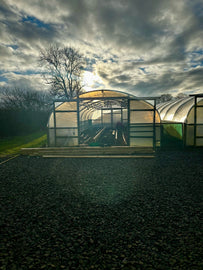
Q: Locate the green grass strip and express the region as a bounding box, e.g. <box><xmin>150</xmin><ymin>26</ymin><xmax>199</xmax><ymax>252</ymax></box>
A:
<box><xmin>0</xmin><ymin>131</ymin><xmax>47</xmax><ymax>156</ymax></box>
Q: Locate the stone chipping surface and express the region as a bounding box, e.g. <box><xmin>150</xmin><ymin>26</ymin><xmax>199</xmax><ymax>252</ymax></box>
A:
<box><xmin>0</xmin><ymin>151</ymin><xmax>202</xmax><ymax>269</ymax></box>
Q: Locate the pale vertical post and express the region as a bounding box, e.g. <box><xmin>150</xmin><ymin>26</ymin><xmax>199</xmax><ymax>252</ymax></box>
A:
<box><xmin>53</xmin><ymin>101</ymin><xmax>57</xmax><ymax>147</ymax></box>
<box><xmin>194</xmin><ymin>96</ymin><xmax>197</xmax><ymax>147</ymax></box>
<box><xmin>111</xmin><ymin>108</ymin><xmax>113</xmax><ymax>128</ymax></box>
<box><xmin>77</xmin><ymin>98</ymin><xmax>80</xmax><ymax>146</ymax></box>
<box><xmin>47</xmin><ymin>124</ymin><xmax>50</xmax><ymax>147</ymax></box>
<box><xmin>127</xmin><ymin>99</ymin><xmax>130</xmax><ymax>146</ymax></box>
<box><xmin>153</xmin><ymin>99</ymin><xmax>156</xmax><ymax>150</ymax></box>
<box><xmin>101</xmin><ymin>109</ymin><xmax>103</xmax><ymax>128</ymax></box>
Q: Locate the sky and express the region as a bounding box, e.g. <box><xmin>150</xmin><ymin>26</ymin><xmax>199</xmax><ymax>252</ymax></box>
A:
<box><xmin>0</xmin><ymin>0</ymin><xmax>202</xmax><ymax>97</ymax></box>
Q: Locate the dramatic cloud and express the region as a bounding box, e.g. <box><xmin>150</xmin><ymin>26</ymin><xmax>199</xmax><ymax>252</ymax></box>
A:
<box><xmin>0</xmin><ymin>0</ymin><xmax>202</xmax><ymax>96</ymax></box>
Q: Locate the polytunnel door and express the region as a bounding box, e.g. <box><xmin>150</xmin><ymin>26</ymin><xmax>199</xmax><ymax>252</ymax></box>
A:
<box><xmin>128</xmin><ymin>99</ymin><xmax>156</xmax><ymax>148</ymax></box>
<box><xmin>160</xmin><ymin>123</ymin><xmax>184</xmax><ymax>149</ymax></box>
<box><xmin>101</xmin><ymin>107</ymin><xmax>128</xmax><ymax>146</ymax></box>
<box><xmin>78</xmin><ymin>97</ymin><xmax>128</xmax><ymax>146</ymax></box>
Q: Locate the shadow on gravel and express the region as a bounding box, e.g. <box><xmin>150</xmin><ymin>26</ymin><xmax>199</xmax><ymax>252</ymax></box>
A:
<box><xmin>0</xmin><ymin>151</ymin><xmax>202</xmax><ymax>269</ymax></box>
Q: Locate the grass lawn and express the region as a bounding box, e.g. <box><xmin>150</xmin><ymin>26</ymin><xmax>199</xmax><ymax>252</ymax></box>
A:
<box><xmin>0</xmin><ymin>131</ymin><xmax>47</xmax><ymax>157</ymax></box>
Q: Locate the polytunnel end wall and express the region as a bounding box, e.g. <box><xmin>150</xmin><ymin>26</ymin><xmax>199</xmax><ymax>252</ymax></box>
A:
<box><xmin>47</xmin><ymin>90</ymin><xmax>161</xmax><ymax>148</ymax></box>
<box><xmin>157</xmin><ymin>96</ymin><xmax>203</xmax><ymax>147</ymax></box>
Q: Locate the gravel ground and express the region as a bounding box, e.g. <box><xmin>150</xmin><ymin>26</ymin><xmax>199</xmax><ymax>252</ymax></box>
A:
<box><xmin>0</xmin><ymin>151</ymin><xmax>202</xmax><ymax>270</ymax></box>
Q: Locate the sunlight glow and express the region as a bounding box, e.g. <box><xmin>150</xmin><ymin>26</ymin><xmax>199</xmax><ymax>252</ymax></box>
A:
<box><xmin>82</xmin><ymin>71</ymin><xmax>103</xmax><ymax>91</ymax></box>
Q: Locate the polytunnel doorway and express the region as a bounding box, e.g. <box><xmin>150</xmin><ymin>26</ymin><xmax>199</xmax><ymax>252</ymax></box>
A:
<box><xmin>48</xmin><ymin>90</ymin><xmax>161</xmax><ymax>149</ymax></box>
<box><xmin>78</xmin><ymin>97</ymin><xmax>129</xmax><ymax>147</ymax></box>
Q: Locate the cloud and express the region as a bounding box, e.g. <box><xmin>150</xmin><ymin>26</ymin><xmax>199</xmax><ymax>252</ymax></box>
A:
<box><xmin>1</xmin><ymin>71</ymin><xmax>47</xmax><ymax>91</ymax></box>
<box><xmin>0</xmin><ymin>0</ymin><xmax>202</xmax><ymax>95</ymax></box>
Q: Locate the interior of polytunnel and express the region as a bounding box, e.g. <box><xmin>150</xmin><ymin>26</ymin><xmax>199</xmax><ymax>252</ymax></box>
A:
<box><xmin>79</xmin><ymin>97</ymin><xmax>129</xmax><ymax>146</ymax></box>
<box><xmin>48</xmin><ymin>90</ymin><xmax>161</xmax><ymax>148</ymax></box>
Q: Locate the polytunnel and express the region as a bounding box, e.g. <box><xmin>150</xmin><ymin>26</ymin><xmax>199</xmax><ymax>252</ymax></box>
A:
<box><xmin>47</xmin><ymin>90</ymin><xmax>161</xmax><ymax>148</ymax></box>
<box><xmin>157</xmin><ymin>94</ymin><xmax>203</xmax><ymax>146</ymax></box>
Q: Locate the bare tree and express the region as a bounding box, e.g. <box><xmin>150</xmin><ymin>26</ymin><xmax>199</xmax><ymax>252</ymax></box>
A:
<box><xmin>40</xmin><ymin>46</ymin><xmax>85</xmax><ymax>99</ymax></box>
<box><xmin>0</xmin><ymin>87</ymin><xmax>52</xmax><ymax>111</ymax></box>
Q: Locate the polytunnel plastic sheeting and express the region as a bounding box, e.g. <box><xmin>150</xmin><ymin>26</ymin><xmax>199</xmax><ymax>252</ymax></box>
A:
<box><xmin>80</xmin><ymin>101</ymin><xmax>119</xmax><ymax>121</ymax></box>
<box><xmin>130</xmin><ymin>111</ymin><xmax>160</xmax><ymax>123</ymax></box>
<box><xmin>187</xmin><ymin>99</ymin><xmax>203</xmax><ymax>124</ymax></box>
<box><xmin>186</xmin><ymin>125</ymin><xmax>203</xmax><ymax>146</ymax></box>
<box><xmin>130</xmin><ymin>100</ymin><xmax>160</xmax><ymax>124</ymax></box>
<box><xmin>130</xmin><ymin>100</ymin><xmax>153</xmax><ymax>110</ymax></box>
<box><xmin>163</xmin><ymin>98</ymin><xmax>193</xmax><ymax>122</ymax></box>
<box><xmin>172</xmin><ymin>98</ymin><xmax>194</xmax><ymax>123</ymax></box>
<box><xmin>48</xmin><ymin>101</ymin><xmax>78</xmax><ymax>128</ymax></box>
<box><xmin>48</xmin><ymin>112</ymin><xmax>78</xmax><ymax>146</ymax></box>
<box><xmin>48</xmin><ymin>112</ymin><xmax>77</xmax><ymax>128</ymax></box>
<box><xmin>93</xmin><ymin>109</ymin><xmax>128</xmax><ymax>125</ymax></box>
<box><xmin>79</xmin><ymin>89</ymin><xmax>130</xmax><ymax>98</ymax></box>
<box><xmin>48</xmin><ymin>90</ymin><xmax>131</xmax><ymax>130</ymax></box>
<box><xmin>157</xmin><ymin>96</ymin><xmax>203</xmax><ymax>147</ymax></box>
<box><xmin>129</xmin><ymin>100</ymin><xmax>160</xmax><ymax>147</ymax></box>
<box><xmin>80</xmin><ymin>108</ymin><xmax>94</xmax><ymax>121</ymax></box>
<box><xmin>158</xmin><ymin>99</ymin><xmax>174</xmax><ymax>110</ymax></box>
<box><xmin>156</xmin><ymin>102</ymin><xmax>169</xmax><ymax>110</ymax></box>
<box><xmin>159</xmin><ymin>99</ymin><xmax>182</xmax><ymax>120</ymax></box>
<box><xmin>47</xmin><ymin>89</ymin><xmax>161</xmax><ymax>147</ymax></box>
<box><xmin>55</xmin><ymin>101</ymin><xmax>77</xmax><ymax>111</ymax></box>
<box><xmin>158</xmin><ymin>97</ymin><xmax>203</xmax><ymax>123</ymax></box>
<box><xmin>80</xmin><ymin>100</ymin><xmax>104</xmax><ymax>111</ymax></box>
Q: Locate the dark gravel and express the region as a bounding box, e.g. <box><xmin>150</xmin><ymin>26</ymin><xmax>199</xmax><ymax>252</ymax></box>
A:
<box><xmin>0</xmin><ymin>151</ymin><xmax>202</xmax><ymax>270</ymax></box>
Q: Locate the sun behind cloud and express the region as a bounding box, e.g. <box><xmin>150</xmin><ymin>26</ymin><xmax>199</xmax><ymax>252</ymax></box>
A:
<box><xmin>82</xmin><ymin>71</ymin><xmax>103</xmax><ymax>91</ymax></box>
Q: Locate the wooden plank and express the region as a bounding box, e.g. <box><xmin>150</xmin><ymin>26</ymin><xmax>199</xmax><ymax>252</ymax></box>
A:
<box><xmin>21</xmin><ymin>148</ymin><xmax>155</xmax><ymax>157</ymax></box>
<box><xmin>43</xmin><ymin>155</ymin><xmax>155</xmax><ymax>158</ymax></box>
